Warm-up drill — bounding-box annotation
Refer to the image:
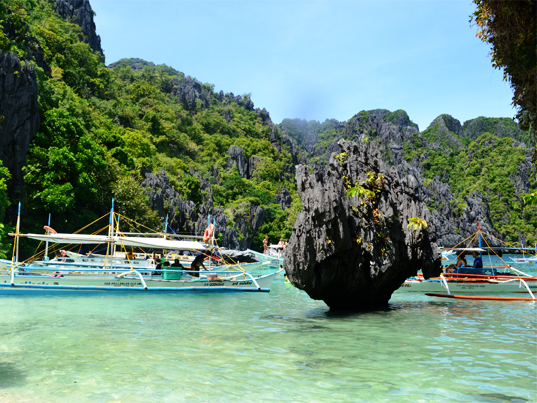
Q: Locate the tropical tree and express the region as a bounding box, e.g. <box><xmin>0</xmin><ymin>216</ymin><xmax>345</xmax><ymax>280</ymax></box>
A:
<box><xmin>472</xmin><ymin>0</ymin><xmax>537</xmax><ymax>162</ymax></box>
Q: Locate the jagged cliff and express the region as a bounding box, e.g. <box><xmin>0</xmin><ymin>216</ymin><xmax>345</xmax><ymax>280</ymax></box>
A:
<box><xmin>285</xmin><ymin>139</ymin><xmax>442</xmax><ymax>310</ymax></box>
<box><xmin>140</xmin><ymin>170</ymin><xmax>266</xmax><ymax>250</ymax></box>
<box><xmin>1</xmin><ymin>0</ymin><xmax>534</xmax><ymax>258</ymax></box>
<box><xmin>282</xmin><ymin>111</ymin><xmax>534</xmax><ymax>246</ymax></box>
<box><xmin>0</xmin><ymin>51</ymin><xmax>39</xmax><ymax>216</ymax></box>
<box><xmin>55</xmin><ymin>0</ymin><xmax>103</xmax><ymax>57</ymax></box>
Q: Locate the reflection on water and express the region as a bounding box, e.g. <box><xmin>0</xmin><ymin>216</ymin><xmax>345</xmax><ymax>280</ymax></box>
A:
<box><xmin>0</xmin><ymin>261</ymin><xmax>535</xmax><ymax>402</ymax></box>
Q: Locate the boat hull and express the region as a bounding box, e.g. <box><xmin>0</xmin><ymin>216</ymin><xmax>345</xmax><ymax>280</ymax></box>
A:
<box><xmin>509</xmin><ymin>257</ymin><xmax>537</xmax><ymax>264</ymax></box>
<box><xmin>0</xmin><ymin>270</ymin><xmax>280</xmax><ymax>294</ymax></box>
<box><xmin>397</xmin><ymin>278</ymin><xmax>537</xmax><ymax>293</ymax></box>
<box><xmin>246</xmin><ymin>249</ymin><xmax>284</xmax><ymax>267</ymax></box>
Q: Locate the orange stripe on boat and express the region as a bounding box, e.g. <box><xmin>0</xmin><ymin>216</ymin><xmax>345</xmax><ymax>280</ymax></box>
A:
<box><xmin>425</xmin><ymin>293</ymin><xmax>536</xmax><ymax>301</ymax></box>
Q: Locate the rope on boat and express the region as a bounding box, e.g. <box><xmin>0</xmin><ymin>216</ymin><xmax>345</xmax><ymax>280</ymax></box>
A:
<box><xmin>479</xmin><ymin>231</ymin><xmax>523</xmax><ymax>279</ymax></box>
<box><xmin>486</xmin><ymin>231</ymin><xmax>537</xmax><ymax>259</ymax></box>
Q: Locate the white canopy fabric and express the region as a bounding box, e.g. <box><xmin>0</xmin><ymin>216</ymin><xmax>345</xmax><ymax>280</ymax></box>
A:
<box><xmin>21</xmin><ymin>233</ymin><xmax>207</xmax><ymax>251</ymax></box>
<box><xmin>449</xmin><ymin>247</ymin><xmax>486</xmax><ymax>252</ymax></box>
<box><xmin>22</xmin><ymin>233</ymin><xmax>111</xmax><ymax>244</ymax></box>
<box><xmin>116</xmin><ymin>237</ymin><xmax>206</xmax><ymax>251</ymax></box>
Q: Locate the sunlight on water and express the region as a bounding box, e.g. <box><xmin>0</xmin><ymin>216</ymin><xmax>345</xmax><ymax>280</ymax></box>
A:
<box><xmin>0</xmin><ymin>259</ymin><xmax>536</xmax><ymax>402</ymax></box>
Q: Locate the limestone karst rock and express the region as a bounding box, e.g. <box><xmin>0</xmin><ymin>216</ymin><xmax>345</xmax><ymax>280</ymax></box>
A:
<box><xmin>140</xmin><ymin>169</ymin><xmax>265</xmax><ymax>250</ymax></box>
<box><xmin>0</xmin><ymin>51</ymin><xmax>39</xmax><ymax>217</ymax></box>
<box><xmin>55</xmin><ymin>0</ymin><xmax>103</xmax><ymax>56</ymax></box>
<box><xmin>284</xmin><ymin>139</ymin><xmax>442</xmax><ymax>310</ymax></box>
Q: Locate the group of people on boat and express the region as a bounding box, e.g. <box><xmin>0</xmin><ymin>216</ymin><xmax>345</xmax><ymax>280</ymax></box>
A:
<box><xmin>262</xmin><ymin>236</ymin><xmax>288</xmax><ymax>257</ymax></box>
<box><xmin>153</xmin><ymin>249</ymin><xmax>220</xmax><ymax>277</ymax></box>
<box><xmin>446</xmin><ymin>251</ymin><xmax>483</xmax><ymax>273</ymax></box>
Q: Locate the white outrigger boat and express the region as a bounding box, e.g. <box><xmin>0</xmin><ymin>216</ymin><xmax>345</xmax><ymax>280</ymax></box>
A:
<box><xmin>398</xmin><ymin>225</ymin><xmax>537</xmax><ymax>301</ymax></box>
<box><xmin>509</xmin><ymin>256</ymin><xmax>537</xmax><ymax>264</ymax></box>
<box><xmin>1</xmin><ymin>202</ymin><xmax>282</xmax><ymax>294</ymax></box>
<box><xmin>508</xmin><ymin>241</ymin><xmax>537</xmax><ymax>264</ymax></box>
<box><xmin>246</xmin><ymin>245</ymin><xmax>284</xmax><ymax>267</ymax></box>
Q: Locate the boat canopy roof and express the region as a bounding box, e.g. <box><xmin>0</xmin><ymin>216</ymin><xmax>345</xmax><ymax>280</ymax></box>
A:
<box><xmin>19</xmin><ymin>233</ymin><xmax>206</xmax><ymax>251</ymax></box>
<box><xmin>22</xmin><ymin>233</ymin><xmax>111</xmax><ymax>244</ymax></box>
<box><xmin>449</xmin><ymin>247</ymin><xmax>486</xmax><ymax>252</ymax></box>
<box><xmin>117</xmin><ymin>237</ymin><xmax>205</xmax><ymax>251</ymax></box>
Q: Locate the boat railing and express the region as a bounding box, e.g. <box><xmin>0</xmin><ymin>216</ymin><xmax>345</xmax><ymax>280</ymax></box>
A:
<box><xmin>9</xmin><ymin>266</ymin><xmax>254</xmax><ymax>279</ymax></box>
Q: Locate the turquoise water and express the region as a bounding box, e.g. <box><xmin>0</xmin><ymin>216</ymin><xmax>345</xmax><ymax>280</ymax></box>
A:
<box><xmin>1</xmin><ymin>259</ymin><xmax>535</xmax><ymax>402</ymax></box>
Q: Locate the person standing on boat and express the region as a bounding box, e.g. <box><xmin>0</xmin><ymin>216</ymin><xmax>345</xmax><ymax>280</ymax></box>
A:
<box><xmin>472</xmin><ymin>251</ymin><xmax>483</xmax><ymax>269</ymax></box>
<box><xmin>277</xmin><ymin>238</ymin><xmax>285</xmax><ymax>258</ymax></box>
<box><xmin>190</xmin><ymin>252</ymin><xmax>208</xmax><ymax>277</ymax></box>
<box><xmin>263</xmin><ymin>236</ymin><xmax>269</xmax><ymax>254</ymax></box>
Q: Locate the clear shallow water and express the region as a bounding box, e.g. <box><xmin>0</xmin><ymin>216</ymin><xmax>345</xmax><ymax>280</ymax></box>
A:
<box><xmin>1</xmin><ymin>259</ymin><xmax>536</xmax><ymax>403</ymax></box>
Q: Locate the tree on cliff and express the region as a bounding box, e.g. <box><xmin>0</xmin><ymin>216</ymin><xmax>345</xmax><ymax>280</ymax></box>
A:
<box><xmin>471</xmin><ymin>0</ymin><xmax>537</xmax><ymax>163</ymax></box>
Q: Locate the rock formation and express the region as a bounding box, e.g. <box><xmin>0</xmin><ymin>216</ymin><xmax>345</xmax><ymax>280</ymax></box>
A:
<box><xmin>0</xmin><ymin>51</ymin><xmax>39</xmax><ymax>218</ymax></box>
<box><xmin>226</xmin><ymin>145</ymin><xmax>263</xmax><ymax>180</ymax></box>
<box><xmin>284</xmin><ymin>139</ymin><xmax>442</xmax><ymax>310</ymax></box>
<box><xmin>55</xmin><ymin>0</ymin><xmax>103</xmax><ymax>57</ymax></box>
<box><xmin>282</xmin><ymin>110</ymin><xmax>530</xmax><ymax>247</ymax></box>
<box><xmin>275</xmin><ymin>185</ymin><xmax>292</xmax><ymax>210</ymax></box>
<box><xmin>169</xmin><ymin>76</ymin><xmax>212</xmax><ymax>111</ymax></box>
<box><xmin>140</xmin><ymin>170</ymin><xmax>265</xmax><ymax>250</ymax></box>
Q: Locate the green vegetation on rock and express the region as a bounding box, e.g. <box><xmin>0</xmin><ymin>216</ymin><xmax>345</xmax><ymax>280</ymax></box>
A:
<box><xmin>1</xmin><ymin>0</ymin><xmax>300</xmax><ymax>254</ymax></box>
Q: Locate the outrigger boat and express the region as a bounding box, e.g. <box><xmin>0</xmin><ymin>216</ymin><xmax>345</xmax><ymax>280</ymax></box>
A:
<box><xmin>1</xmin><ymin>202</ymin><xmax>282</xmax><ymax>294</ymax></box>
<box><xmin>246</xmin><ymin>245</ymin><xmax>284</xmax><ymax>267</ymax></box>
<box><xmin>398</xmin><ymin>224</ymin><xmax>537</xmax><ymax>301</ymax></box>
<box><xmin>508</xmin><ymin>241</ymin><xmax>537</xmax><ymax>264</ymax></box>
<box><xmin>510</xmin><ymin>256</ymin><xmax>537</xmax><ymax>264</ymax></box>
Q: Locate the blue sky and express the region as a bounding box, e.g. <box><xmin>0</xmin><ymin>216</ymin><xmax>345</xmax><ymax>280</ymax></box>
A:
<box><xmin>92</xmin><ymin>0</ymin><xmax>515</xmax><ymax>131</ymax></box>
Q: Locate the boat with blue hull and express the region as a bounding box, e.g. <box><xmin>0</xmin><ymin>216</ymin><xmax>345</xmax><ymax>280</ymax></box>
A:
<box><xmin>3</xmin><ymin>202</ymin><xmax>282</xmax><ymax>294</ymax></box>
<box><xmin>0</xmin><ymin>267</ymin><xmax>282</xmax><ymax>294</ymax></box>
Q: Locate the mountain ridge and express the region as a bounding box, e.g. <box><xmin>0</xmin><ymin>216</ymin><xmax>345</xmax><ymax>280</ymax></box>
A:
<box><xmin>0</xmin><ymin>1</ymin><xmax>535</xmax><ymax>259</ymax></box>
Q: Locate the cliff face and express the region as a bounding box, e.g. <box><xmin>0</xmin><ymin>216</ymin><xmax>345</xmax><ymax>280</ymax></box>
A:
<box><xmin>55</xmin><ymin>0</ymin><xmax>103</xmax><ymax>57</ymax></box>
<box><xmin>140</xmin><ymin>170</ymin><xmax>265</xmax><ymax>250</ymax></box>
<box><xmin>284</xmin><ymin>110</ymin><xmax>533</xmax><ymax>247</ymax></box>
<box><xmin>0</xmin><ymin>51</ymin><xmax>39</xmax><ymax>216</ymax></box>
<box><xmin>284</xmin><ymin>139</ymin><xmax>442</xmax><ymax>310</ymax></box>
<box><xmin>463</xmin><ymin>117</ymin><xmax>531</xmax><ymax>147</ymax></box>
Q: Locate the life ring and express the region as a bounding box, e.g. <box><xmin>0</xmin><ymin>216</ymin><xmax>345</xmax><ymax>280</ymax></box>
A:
<box><xmin>43</xmin><ymin>225</ymin><xmax>57</xmax><ymax>234</ymax></box>
<box><xmin>203</xmin><ymin>224</ymin><xmax>215</xmax><ymax>242</ymax></box>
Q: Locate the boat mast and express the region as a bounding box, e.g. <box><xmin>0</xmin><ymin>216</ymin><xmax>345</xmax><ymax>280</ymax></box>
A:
<box><xmin>478</xmin><ymin>221</ymin><xmax>482</xmax><ymax>259</ymax></box>
<box><xmin>104</xmin><ymin>199</ymin><xmax>114</xmax><ymax>268</ymax></box>
<box><xmin>163</xmin><ymin>213</ymin><xmax>168</xmax><ymax>259</ymax></box>
<box><xmin>14</xmin><ymin>202</ymin><xmax>21</xmax><ymax>264</ymax></box>
<box><xmin>44</xmin><ymin>213</ymin><xmax>51</xmax><ymax>260</ymax></box>
<box><xmin>208</xmin><ymin>214</ymin><xmax>212</xmax><ymax>269</ymax></box>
